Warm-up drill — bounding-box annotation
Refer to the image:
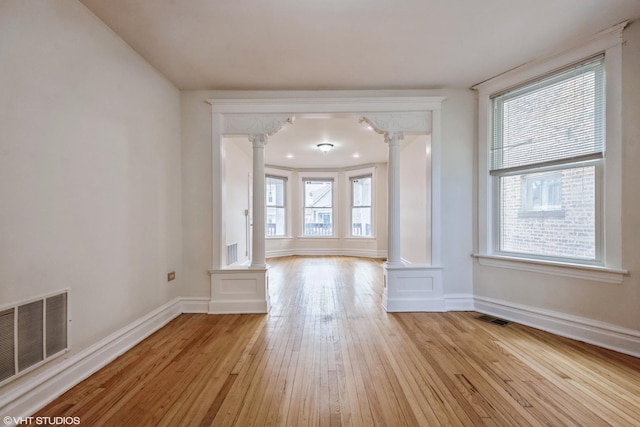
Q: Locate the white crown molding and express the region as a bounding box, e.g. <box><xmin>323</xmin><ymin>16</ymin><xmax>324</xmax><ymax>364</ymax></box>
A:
<box><xmin>207</xmin><ymin>94</ymin><xmax>446</xmax><ymax>114</ymax></box>
<box><xmin>359</xmin><ymin>112</ymin><xmax>430</xmax><ymax>135</ymax></box>
<box><xmin>221</xmin><ymin>114</ymin><xmax>294</xmax><ymax>136</ymax></box>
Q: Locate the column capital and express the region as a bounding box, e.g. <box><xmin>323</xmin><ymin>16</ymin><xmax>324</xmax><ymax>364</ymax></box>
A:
<box><xmin>248</xmin><ymin>133</ymin><xmax>268</xmax><ymax>147</ymax></box>
<box><xmin>384</xmin><ymin>131</ymin><xmax>404</xmax><ymax>145</ymax></box>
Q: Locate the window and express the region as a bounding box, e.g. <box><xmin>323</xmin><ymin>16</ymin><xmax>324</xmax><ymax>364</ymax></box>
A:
<box><xmin>519</xmin><ymin>172</ymin><xmax>563</xmax><ymax>216</ymax></box>
<box><xmin>491</xmin><ymin>55</ymin><xmax>604</xmax><ymax>262</ymax></box>
<box><xmin>266</xmin><ymin>176</ymin><xmax>286</xmax><ymax>237</ymax></box>
<box><xmin>351</xmin><ymin>175</ymin><xmax>372</xmax><ymax>237</ymax></box>
<box><xmin>303</xmin><ymin>179</ymin><xmax>333</xmax><ymax>236</ymax></box>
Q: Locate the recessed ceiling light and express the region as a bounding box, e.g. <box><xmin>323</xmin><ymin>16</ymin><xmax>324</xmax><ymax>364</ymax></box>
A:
<box><xmin>366</xmin><ymin>125</ymin><xmax>373</xmax><ymax>131</ymax></box>
<box><xmin>352</xmin><ymin>153</ymin><xmax>360</xmax><ymax>158</ymax></box>
<box><xmin>286</xmin><ymin>153</ymin><xmax>294</xmax><ymax>159</ymax></box>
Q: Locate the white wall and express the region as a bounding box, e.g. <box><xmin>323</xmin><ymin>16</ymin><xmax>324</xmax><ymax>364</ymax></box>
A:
<box><xmin>472</xmin><ymin>23</ymin><xmax>640</xmax><ymax>332</ymax></box>
<box><xmin>400</xmin><ymin>136</ymin><xmax>430</xmax><ymax>264</ymax></box>
<box><xmin>223</xmin><ymin>139</ymin><xmax>252</xmax><ymax>265</ymax></box>
<box><xmin>0</xmin><ymin>0</ymin><xmax>182</xmax><ymax>382</ymax></box>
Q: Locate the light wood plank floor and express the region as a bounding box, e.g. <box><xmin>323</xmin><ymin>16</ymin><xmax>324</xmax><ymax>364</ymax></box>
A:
<box><xmin>37</xmin><ymin>256</ymin><xmax>640</xmax><ymax>426</ymax></box>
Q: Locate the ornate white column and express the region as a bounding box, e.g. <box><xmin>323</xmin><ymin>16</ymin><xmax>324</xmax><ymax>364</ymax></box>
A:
<box><xmin>360</xmin><ymin>111</ymin><xmax>445</xmax><ymax>312</ymax></box>
<box><xmin>385</xmin><ymin>131</ymin><xmax>404</xmax><ymax>265</ymax></box>
<box><xmin>249</xmin><ymin>133</ymin><xmax>267</xmax><ymax>269</ymax></box>
<box><xmin>207</xmin><ymin>113</ymin><xmax>293</xmax><ymax>314</ymax></box>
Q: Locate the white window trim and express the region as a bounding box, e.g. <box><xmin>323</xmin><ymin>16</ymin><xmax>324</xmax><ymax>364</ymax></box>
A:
<box><xmin>473</xmin><ymin>22</ymin><xmax>627</xmax><ymax>283</ymax></box>
<box><xmin>265</xmin><ymin>168</ymin><xmax>292</xmax><ymax>238</ymax></box>
<box><xmin>265</xmin><ymin>174</ymin><xmax>288</xmax><ymax>238</ymax></box>
<box><xmin>346</xmin><ymin>166</ymin><xmax>376</xmax><ymax>239</ymax></box>
<box><xmin>300</xmin><ymin>171</ymin><xmax>339</xmax><ymax>238</ymax></box>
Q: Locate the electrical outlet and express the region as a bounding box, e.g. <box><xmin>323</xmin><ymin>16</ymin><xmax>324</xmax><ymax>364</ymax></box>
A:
<box><xmin>167</xmin><ymin>271</ymin><xmax>176</xmax><ymax>281</ymax></box>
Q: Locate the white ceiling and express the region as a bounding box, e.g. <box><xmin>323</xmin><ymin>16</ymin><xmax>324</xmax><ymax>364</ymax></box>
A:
<box><xmin>228</xmin><ymin>116</ymin><xmax>422</xmax><ymax>169</ymax></box>
<box><xmin>78</xmin><ymin>0</ymin><xmax>640</xmax><ymax>167</ymax></box>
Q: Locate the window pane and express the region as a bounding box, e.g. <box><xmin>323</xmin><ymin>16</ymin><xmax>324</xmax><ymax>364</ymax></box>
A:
<box><xmin>304</xmin><ymin>180</ymin><xmax>333</xmax><ymax>236</ymax></box>
<box><xmin>304</xmin><ymin>208</ymin><xmax>333</xmax><ymax>236</ymax></box>
<box><xmin>266</xmin><ymin>207</ymin><xmax>285</xmax><ymax>236</ymax></box>
<box><xmin>500</xmin><ymin>166</ymin><xmax>596</xmax><ymax>260</ymax></box>
<box><xmin>266</xmin><ymin>177</ymin><xmax>285</xmax><ymax>207</ymax></box>
<box><xmin>266</xmin><ymin>176</ymin><xmax>286</xmax><ymax>237</ymax></box>
<box><xmin>492</xmin><ymin>56</ymin><xmax>604</xmax><ymax>172</ymax></box>
<box><xmin>352</xmin><ymin>177</ymin><xmax>371</xmax><ymax>207</ymax></box>
<box><xmin>352</xmin><ymin>207</ymin><xmax>371</xmax><ymax>237</ymax></box>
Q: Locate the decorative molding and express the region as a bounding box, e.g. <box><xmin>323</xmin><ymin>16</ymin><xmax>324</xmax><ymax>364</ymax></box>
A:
<box><xmin>207</xmin><ymin>94</ymin><xmax>446</xmax><ymax>114</ymax></box>
<box><xmin>221</xmin><ymin>114</ymin><xmax>294</xmax><ymax>136</ymax></box>
<box><xmin>358</xmin><ymin>112</ymin><xmax>430</xmax><ymax>135</ymax></box>
<box><xmin>382</xmin><ymin>264</ymin><xmax>445</xmax><ymax>312</ymax></box>
<box><xmin>444</xmin><ymin>294</ymin><xmax>475</xmax><ymax>311</ymax></box>
<box><xmin>248</xmin><ymin>133</ymin><xmax>268</xmax><ymax>147</ymax></box>
<box><xmin>473</xmin><ymin>254</ymin><xmax>627</xmax><ymax>284</ymax></box>
<box><xmin>0</xmin><ymin>297</ymin><xmax>206</xmax><ymax>422</ymax></box>
<box><xmin>209</xmin><ymin>268</ymin><xmax>270</xmax><ymax>314</ymax></box>
<box><xmin>474</xmin><ymin>296</ymin><xmax>640</xmax><ymax>358</ymax></box>
<box><xmin>266</xmin><ymin>248</ymin><xmax>388</xmax><ymax>259</ymax></box>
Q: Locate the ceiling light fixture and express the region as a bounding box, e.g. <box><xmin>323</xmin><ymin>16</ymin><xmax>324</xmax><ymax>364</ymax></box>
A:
<box><xmin>317</xmin><ymin>143</ymin><xmax>334</xmax><ymax>153</ymax></box>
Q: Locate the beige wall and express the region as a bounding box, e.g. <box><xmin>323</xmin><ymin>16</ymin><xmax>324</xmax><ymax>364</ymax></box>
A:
<box><xmin>472</xmin><ymin>22</ymin><xmax>640</xmax><ymax>331</ymax></box>
<box><xmin>0</xmin><ymin>0</ymin><xmax>182</xmax><ymax>364</ymax></box>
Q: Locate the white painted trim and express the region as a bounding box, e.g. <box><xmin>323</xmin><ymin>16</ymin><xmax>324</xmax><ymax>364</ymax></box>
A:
<box><xmin>181</xmin><ymin>297</ymin><xmax>210</xmax><ymax>314</ymax></box>
<box><xmin>207</xmin><ymin>95</ymin><xmax>446</xmax><ymax>114</ymax></box>
<box><xmin>382</xmin><ymin>264</ymin><xmax>445</xmax><ymax>312</ymax></box>
<box><xmin>0</xmin><ymin>297</ymin><xmax>207</xmax><ymax>421</ymax></box>
<box><xmin>474</xmin><ymin>296</ymin><xmax>640</xmax><ymax>358</ymax></box>
<box><xmin>266</xmin><ymin>249</ymin><xmax>387</xmax><ymax>259</ymax></box>
<box><xmin>444</xmin><ymin>294</ymin><xmax>475</xmax><ymax>311</ymax></box>
<box><xmin>474</xmin><ymin>254</ymin><xmax>627</xmax><ymax>284</ymax></box>
<box><xmin>208</xmin><ymin>300</ymin><xmax>269</xmax><ymax>314</ymax></box>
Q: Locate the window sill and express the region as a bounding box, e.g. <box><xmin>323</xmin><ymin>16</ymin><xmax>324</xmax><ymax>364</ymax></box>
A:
<box><xmin>472</xmin><ymin>253</ymin><xmax>627</xmax><ymax>284</ymax></box>
<box><xmin>266</xmin><ymin>236</ymin><xmax>292</xmax><ymax>240</ymax></box>
<box><xmin>344</xmin><ymin>236</ymin><xmax>376</xmax><ymax>240</ymax></box>
<box><xmin>298</xmin><ymin>236</ymin><xmax>340</xmax><ymax>239</ymax></box>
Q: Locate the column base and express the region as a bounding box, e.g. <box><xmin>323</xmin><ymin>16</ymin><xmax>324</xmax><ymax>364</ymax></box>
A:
<box><xmin>208</xmin><ymin>266</ymin><xmax>270</xmax><ymax>314</ymax></box>
<box><xmin>382</xmin><ymin>263</ymin><xmax>444</xmax><ymax>312</ymax></box>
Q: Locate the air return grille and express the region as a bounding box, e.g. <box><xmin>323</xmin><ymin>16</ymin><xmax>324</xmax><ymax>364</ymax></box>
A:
<box><xmin>0</xmin><ymin>291</ymin><xmax>68</xmax><ymax>385</ymax></box>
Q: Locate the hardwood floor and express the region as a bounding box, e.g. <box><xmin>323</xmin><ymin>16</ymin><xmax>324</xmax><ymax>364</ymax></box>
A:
<box><xmin>37</xmin><ymin>256</ymin><xmax>640</xmax><ymax>426</ymax></box>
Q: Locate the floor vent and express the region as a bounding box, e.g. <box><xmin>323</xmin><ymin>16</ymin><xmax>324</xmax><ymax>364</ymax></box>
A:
<box><xmin>0</xmin><ymin>291</ymin><xmax>68</xmax><ymax>385</ymax></box>
<box><xmin>477</xmin><ymin>314</ymin><xmax>512</xmax><ymax>327</ymax></box>
<box><xmin>227</xmin><ymin>243</ymin><xmax>238</xmax><ymax>265</ymax></box>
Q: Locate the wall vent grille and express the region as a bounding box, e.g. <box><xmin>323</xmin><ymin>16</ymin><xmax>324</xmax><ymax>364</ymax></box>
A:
<box><xmin>227</xmin><ymin>243</ymin><xmax>238</xmax><ymax>265</ymax></box>
<box><xmin>0</xmin><ymin>291</ymin><xmax>68</xmax><ymax>385</ymax></box>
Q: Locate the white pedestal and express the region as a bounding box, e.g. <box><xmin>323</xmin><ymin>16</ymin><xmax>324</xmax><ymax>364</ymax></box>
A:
<box><xmin>382</xmin><ymin>263</ymin><xmax>445</xmax><ymax>312</ymax></box>
<box><xmin>208</xmin><ymin>266</ymin><xmax>270</xmax><ymax>314</ymax></box>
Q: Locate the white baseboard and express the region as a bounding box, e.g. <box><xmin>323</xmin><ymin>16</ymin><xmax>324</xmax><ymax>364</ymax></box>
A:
<box><xmin>266</xmin><ymin>249</ymin><xmax>387</xmax><ymax>259</ymax></box>
<box><xmin>181</xmin><ymin>297</ymin><xmax>211</xmax><ymax>313</ymax></box>
<box><xmin>474</xmin><ymin>296</ymin><xmax>640</xmax><ymax>358</ymax></box>
<box><xmin>0</xmin><ymin>297</ymin><xmax>208</xmax><ymax>422</ymax></box>
<box><xmin>444</xmin><ymin>293</ymin><xmax>475</xmax><ymax>311</ymax></box>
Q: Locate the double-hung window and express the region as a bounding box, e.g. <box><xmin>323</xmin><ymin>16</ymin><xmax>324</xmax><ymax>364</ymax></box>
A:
<box><xmin>266</xmin><ymin>175</ymin><xmax>286</xmax><ymax>237</ymax></box>
<box><xmin>491</xmin><ymin>55</ymin><xmax>604</xmax><ymax>263</ymax></box>
<box><xmin>303</xmin><ymin>179</ymin><xmax>333</xmax><ymax>236</ymax></box>
<box><xmin>351</xmin><ymin>175</ymin><xmax>372</xmax><ymax>237</ymax></box>
<box><xmin>477</xmin><ymin>24</ymin><xmax>626</xmax><ymax>281</ymax></box>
